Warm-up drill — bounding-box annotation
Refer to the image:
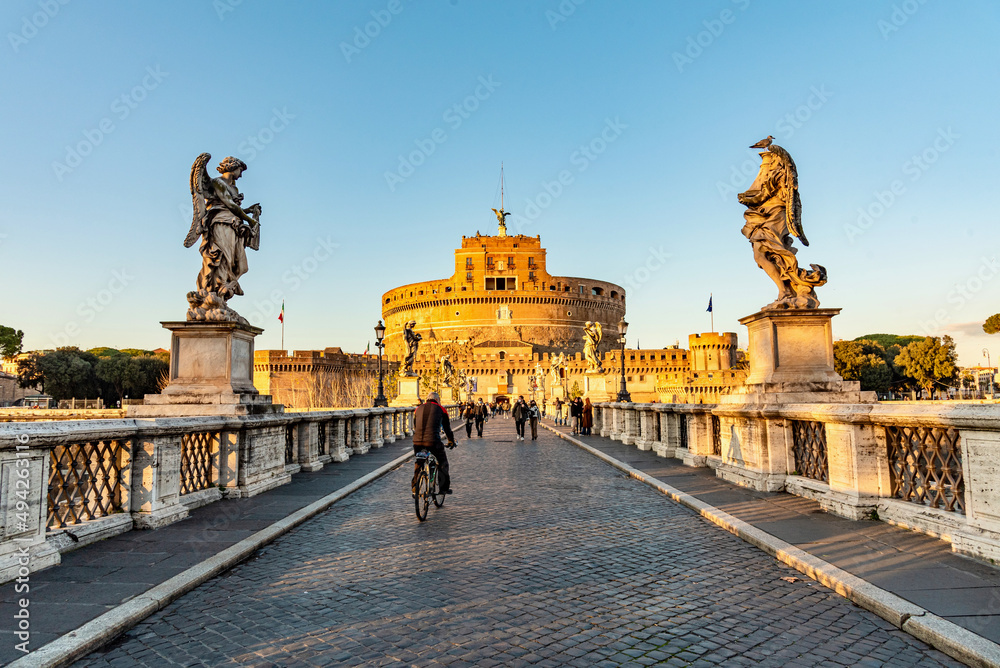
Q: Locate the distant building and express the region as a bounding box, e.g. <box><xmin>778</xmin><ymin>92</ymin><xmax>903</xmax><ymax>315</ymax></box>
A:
<box><xmin>253</xmin><ymin>348</ymin><xmax>399</xmax><ymax>409</ymax></box>
<box><xmin>656</xmin><ymin>333</ymin><xmax>748</xmax><ymax>403</ymax></box>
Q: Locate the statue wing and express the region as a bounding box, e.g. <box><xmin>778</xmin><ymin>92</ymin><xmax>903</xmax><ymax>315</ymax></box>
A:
<box><xmin>595</xmin><ymin>322</ymin><xmax>603</xmax><ymax>344</ymax></box>
<box><xmin>183</xmin><ymin>152</ymin><xmax>213</xmax><ymax>248</ymax></box>
<box><xmin>768</xmin><ymin>145</ymin><xmax>807</xmax><ymax>246</ymax></box>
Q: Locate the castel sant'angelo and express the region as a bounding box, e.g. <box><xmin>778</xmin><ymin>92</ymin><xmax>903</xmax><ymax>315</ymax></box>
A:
<box><xmin>380</xmin><ymin>211</ymin><xmax>744</xmax><ymax>403</ymax></box>
<box><xmin>382</xmin><ymin>219</ymin><xmax>624</xmax><ymax>360</ymax></box>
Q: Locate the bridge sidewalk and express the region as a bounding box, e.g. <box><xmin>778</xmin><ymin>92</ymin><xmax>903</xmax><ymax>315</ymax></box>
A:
<box><xmin>0</xmin><ymin>438</ymin><xmax>414</xmax><ymax>666</ymax></box>
<box><xmin>544</xmin><ymin>420</ymin><xmax>1000</xmax><ymax>649</ymax></box>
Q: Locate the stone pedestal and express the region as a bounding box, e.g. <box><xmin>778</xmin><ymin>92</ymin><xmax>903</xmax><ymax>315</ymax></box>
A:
<box><xmin>440</xmin><ymin>387</ymin><xmax>457</xmax><ymax>404</ymax></box>
<box><xmin>128</xmin><ymin>321</ymin><xmax>282</xmax><ymax>417</ymax></box>
<box><xmin>583</xmin><ymin>373</ymin><xmax>613</xmax><ymax>402</ymax></box>
<box><xmin>392</xmin><ymin>376</ymin><xmax>421</xmax><ymax>407</ymax></box>
<box><xmin>727</xmin><ymin>308</ymin><xmax>874</xmax><ymax>404</ymax></box>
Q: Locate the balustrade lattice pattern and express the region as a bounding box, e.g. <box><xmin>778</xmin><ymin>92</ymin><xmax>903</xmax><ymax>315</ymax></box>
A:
<box><xmin>48</xmin><ymin>440</ymin><xmax>130</xmax><ymax>530</ymax></box>
<box><xmin>887</xmin><ymin>425</ymin><xmax>965</xmax><ymax>514</ymax></box>
<box><xmin>790</xmin><ymin>420</ymin><xmax>828</xmax><ymax>483</ymax></box>
<box><xmin>180</xmin><ymin>431</ymin><xmax>216</xmax><ymax>495</ymax></box>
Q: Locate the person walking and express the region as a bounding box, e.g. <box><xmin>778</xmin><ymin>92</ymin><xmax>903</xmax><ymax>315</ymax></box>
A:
<box><xmin>463</xmin><ymin>400</ymin><xmax>476</xmax><ymax>438</ymax></box>
<box><xmin>512</xmin><ymin>395</ymin><xmax>529</xmax><ymax>441</ymax></box>
<box><xmin>411</xmin><ymin>391</ymin><xmax>456</xmax><ymax>495</ymax></box>
<box><xmin>553</xmin><ymin>398</ymin><xmax>563</xmax><ymax>425</ymax></box>
<box><xmin>582</xmin><ymin>397</ymin><xmax>594</xmax><ymax>436</ymax></box>
<box><xmin>561</xmin><ymin>399</ymin><xmax>570</xmax><ymax>427</ymax></box>
<box><xmin>528</xmin><ymin>399</ymin><xmax>541</xmax><ymax>440</ymax></box>
<box><xmin>474</xmin><ymin>398</ymin><xmax>487</xmax><ymax>437</ymax></box>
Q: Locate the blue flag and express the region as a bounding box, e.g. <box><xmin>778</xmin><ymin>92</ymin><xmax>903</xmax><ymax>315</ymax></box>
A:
<box><xmin>706</xmin><ymin>295</ymin><xmax>713</xmax><ymax>312</ymax></box>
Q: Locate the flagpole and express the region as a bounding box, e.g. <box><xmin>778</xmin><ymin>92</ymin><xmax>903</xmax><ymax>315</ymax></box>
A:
<box><xmin>710</xmin><ymin>293</ymin><xmax>714</xmax><ymax>333</ymax></box>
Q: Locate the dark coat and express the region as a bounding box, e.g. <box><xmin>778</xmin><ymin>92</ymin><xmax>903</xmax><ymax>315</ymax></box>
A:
<box><xmin>582</xmin><ymin>402</ymin><xmax>593</xmax><ymax>428</ymax></box>
<box><xmin>512</xmin><ymin>400</ymin><xmax>529</xmax><ymax>422</ymax></box>
<box><xmin>413</xmin><ymin>400</ymin><xmax>454</xmax><ymax>447</ymax></box>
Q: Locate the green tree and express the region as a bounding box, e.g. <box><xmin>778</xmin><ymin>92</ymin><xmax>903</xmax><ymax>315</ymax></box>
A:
<box><xmin>984</xmin><ymin>314</ymin><xmax>1000</xmax><ymax>335</ymax></box>
<box><xmin>34</xmin><ymin>348</ymin><xmax>101</xmax><ymax>400</ymax></box>
<box><xmin>570</xmin><ymin>381</ymin><xmax>582</xmax><ymax>399</ymax></box>
<box><xmin>853</xmin><ymin>333</ymin><xmax>924</xmax><ymax>349</ymax></box>
<box><xmin>95</xmin><ymin>352</ymin><xmax>131</xmax><ymax>404</ymax></box>
<box><xmin>0</xmin><ymin>325</ymin><xmax>24</xmax><ymax>359</ymax></box>
<box><xmin>894</xmin><ymin>336</ymin><xmax>958</xmax><ymax>398</ymax></box>
<box><xmin>16</xmin><ymin>352</ymin><xmax>44</xmax><ymax>393</ymax></box>
<box><xmin>833</xmin><ymin>339</ymin><xmax>892</xmax><ymax>393</ymax></box>
<box><xmin>123</xmin><ymin>356</ymin><xmax>169</xmax><ymax>398</ymax></box>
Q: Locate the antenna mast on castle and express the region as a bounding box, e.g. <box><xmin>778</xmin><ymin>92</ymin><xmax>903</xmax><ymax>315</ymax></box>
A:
<box><xmin>492</xmin><ymin>162</ymin><xmax>510</xmax><ymax>237</ymax></box>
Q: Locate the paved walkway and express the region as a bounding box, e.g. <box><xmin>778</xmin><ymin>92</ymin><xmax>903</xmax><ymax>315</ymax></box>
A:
<box><xmin>547</xmin><ymin>420</ymin><xmax>1000</xmax><ymax>645</ymax></box>
<box><xmin>0</xmin><ymin>439</ymin><xmax>413</xmax><ymax>665</ymax></box>
<box><xmin>76</xmin><ymin>418</ymin><xmax>961</xmax><ymax>667</ymax></box>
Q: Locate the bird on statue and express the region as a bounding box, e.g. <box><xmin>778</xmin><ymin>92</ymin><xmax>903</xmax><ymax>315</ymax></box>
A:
<box><xmin>749</xmin><ymin>135</ymin><xmax>774</xmax><ymax>149</ymax></box>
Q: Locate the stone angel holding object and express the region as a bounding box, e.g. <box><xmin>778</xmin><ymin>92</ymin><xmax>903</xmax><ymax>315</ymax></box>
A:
<box><xmin>737</xmin><ymin>142</ymin><xmax>826</xmax><ymax>310</ymax></box>
<box><xmin>583</xmin><ymin>322</ymin><xmax>603</xmax><ymax>373</ymax></box>
<box><xmin>183</xmin><ymin>153</ymin><xmax>262</xmax><ymax>323</ymax></box>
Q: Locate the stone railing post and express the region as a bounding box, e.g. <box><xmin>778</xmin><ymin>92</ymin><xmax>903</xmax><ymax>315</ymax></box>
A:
<box><xmin>236</xmin><ymin>419</ymin><xmax>292</xmax><ymax>498</ymax></box>
<box><xmin>382</xmin><ymin>409</ymin><xmax>395</xmax><ymax>444</ymax></box>
<box><xmin>635</xmin><ymin>405</ymin><xmax>656</xmax><ymax>451</ymax></box>
<box><xmin>217</xmin><ymin>425</ymin><xmax>241</xmax><ymax>495</ymax></box>
<box><xmin>369</xmin><ymin>409</ymin><xmax>385</xmax><ymax>449</ymax></box>
<box><xmin>298</xmin><ymin>418</ymin><xmax>323</xmax><ymax>472</ymax></box>
<box><xmin>131</xmin><ymin>432</ymin><xmax>190</xmax><ymax>529</ymax></box>
<box><xmin>350</xmin><ymin>411</ymin><xmax>369</xmax><ymax>455</ymax></box>
<box><xmin>598</xmin><ymin>404</ymin><xmax>613</xmax><ymax>437</ymax></box>
<box><xmin>0</xmin><ymin>433</ymin><xmax>60</xmax><ymax>582</ymax></box>
<box><xmin>621</xmin><ymin>405</ymin><xmax>639</xmax><ymax>446</ymax></box>
<box><xmin>328</xmin><ymin>415</ymin><xmax>349</xmax><ymax>462</ymax></box>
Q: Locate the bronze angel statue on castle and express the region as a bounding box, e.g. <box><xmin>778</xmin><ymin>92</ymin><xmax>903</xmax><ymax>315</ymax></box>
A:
<box><xmin>738</xmin><ymin>139</ymin><xmax>826</xmax><ymax>310</ymax></box>
<box><xmin>182</xmin><ymin>153</ymin><xmax>262</xmax><ymax>324</ymax></box>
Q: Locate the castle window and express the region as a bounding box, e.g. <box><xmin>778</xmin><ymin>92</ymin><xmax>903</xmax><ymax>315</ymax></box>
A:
<box><xmin>610</xmin><ymin>291</ymin><xmax>618</xmax><ymax>298</ymax></box>
<box><xmin>466</xmin><ymin>272</ymin><xmax>473</xmax><ymax>282</ymax></box>
<box><xmin>528</xmin><ymin>257</ymin><xmax>536</xmax><ymax>268</ymax></box>
<box><xmin>466</xmin><ymin>257</ymin><xmax>473</xmax><ymax>269</ymax></box>
<box><xmin>567</xmin><ymin>311</ymin><xmax>572</xmax><ymax>316</ymax></box>
<box><xmin>499</xmin><ymin>351</ymin><xmax>506</xmax><ymax>360</ymax></box>
<box><xmin>549</xmin><ymin>285</ymin><xmax>556</xmax><ymax>291</ymax></box>
<box><xmin>529</xmin><ymin>271</ymin><xmax>535</xmax><ymax>281</ymax></box>
<box><xmin>455</xmin><ymin>311</ymin><xmax>460</xmax><ymax>316</ymax></box>
<box><xmin>445</xmin><ymin>287</ymin><xmax>452</xmax><ymax>292</ymax></box>
<box><xmin>385</xmin><ymin>297</ymin><xmax>390</xmax><ymax>304</ymax></box>
<box><xmin>592</xmin><ymin>287</ymin><xmax>604</xmax><ymax>296</ymax></box>
<box><xmin>486</xmin><ymin>256</ymin><xmax>495</xmax><ymax>268</ymax></box>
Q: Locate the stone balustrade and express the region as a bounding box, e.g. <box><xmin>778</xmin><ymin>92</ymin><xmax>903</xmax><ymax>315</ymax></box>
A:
<box><xmin>594</xmin><ymin>401</ymin><xmax>1000</xmax><ymax>563</ymax></box>
<box><xmin>0</xmin><ymin>405</ymin><xmax>423</xmax><ymax>583</ymax></box>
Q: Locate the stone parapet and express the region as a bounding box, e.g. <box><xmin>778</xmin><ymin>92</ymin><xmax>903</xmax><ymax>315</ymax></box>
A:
<box><xmin>596</xmin><ymin>400</ymin><xmax>1000</xmax><ymax>565</ymax></box>
<box><xmin>0</xmin><ymin>406</ymin><xmax>415</xmax><ymax>583</ymax></box>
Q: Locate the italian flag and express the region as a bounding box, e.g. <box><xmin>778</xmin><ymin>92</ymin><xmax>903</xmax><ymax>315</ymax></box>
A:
<box><xmin>364</xmin><ymin>342</ymin><xmax>370</xmax><ymax>356</ymax></box>
<box><xmin>278</xmin><ymin>301</ymin><xmax>284</xmax><ymax>323</ymax></box>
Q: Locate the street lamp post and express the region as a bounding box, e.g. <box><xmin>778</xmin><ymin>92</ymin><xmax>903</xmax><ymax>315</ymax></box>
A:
<box><xmin>616</xmin><ymin>316</ymin><xmax>631</xmax><ymax>403</ymax></box>
<box><xmin>373</xmin><ymin>320</ymin><xmax>388</xmax><ymax>407</ymax></box>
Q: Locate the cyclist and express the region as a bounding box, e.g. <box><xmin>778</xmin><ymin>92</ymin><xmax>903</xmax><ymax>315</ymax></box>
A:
<box><xmin>412</xmin><ymin>391</ymin><xmax>456</xmax><ymax>495</ymax></box>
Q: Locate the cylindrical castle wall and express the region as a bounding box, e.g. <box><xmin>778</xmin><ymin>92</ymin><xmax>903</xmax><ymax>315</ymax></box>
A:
<box><xmin>382</xmin><ymin>279</ymin><xmax>626</xmax><ymax>358</ymax></box>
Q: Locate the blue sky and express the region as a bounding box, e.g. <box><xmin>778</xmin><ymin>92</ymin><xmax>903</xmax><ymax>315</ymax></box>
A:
<box><xmin>2</xmin><ymin>0</ymin><xmax>999</xmax><ymax>367</ymax></box>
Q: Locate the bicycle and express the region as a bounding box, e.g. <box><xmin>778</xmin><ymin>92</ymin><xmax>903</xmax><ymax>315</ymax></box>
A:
<box><xmin>413</xmin><ymin>450</ymin><xmax>446</xmax><ymax>521</ymax></box>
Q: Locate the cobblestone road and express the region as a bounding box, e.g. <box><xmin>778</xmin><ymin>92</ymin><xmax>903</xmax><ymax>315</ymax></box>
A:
<box><xmin>80</xmin><ymin>420</ymin><xmax>962</xmax><ymax>667</ymax></box>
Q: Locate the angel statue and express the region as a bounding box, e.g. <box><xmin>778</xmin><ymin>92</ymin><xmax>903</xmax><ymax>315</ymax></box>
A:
<box><xmin>491</xmin><ymin>207</ymin><xmax>510</xmax><ymax>236</ymax></box>
<box><xmin>401</xmin><ymin>320</ymin><xmax>422</xmax><ymax>377</ymax></box>
<box><xmin>583</xmin><ymin>322</ymin><xmax>603</xmax><ymax>373</ymax></box>
<box><xmin>440</xmin><ymin>354</ymin><xmax>455</xmax><ymax>388</ymax></box>
<box><xmin>183</xmin><ymin>153</ymin><xmax>262</xmax><ymax>323</ymax></box>
<box><xmin>549</xmin><ymin>351</ymin><xmax>566</xmax><ymax>381</ymax></box>
<box><xmin>737</xmin><ymin>141</ymin><xmax>826</xmax><ymax>310</ymax></box>
<box><xmin>534</xmin><ymin>362</ymin><xmax>546</xmax><ymax>394</ymax></box>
